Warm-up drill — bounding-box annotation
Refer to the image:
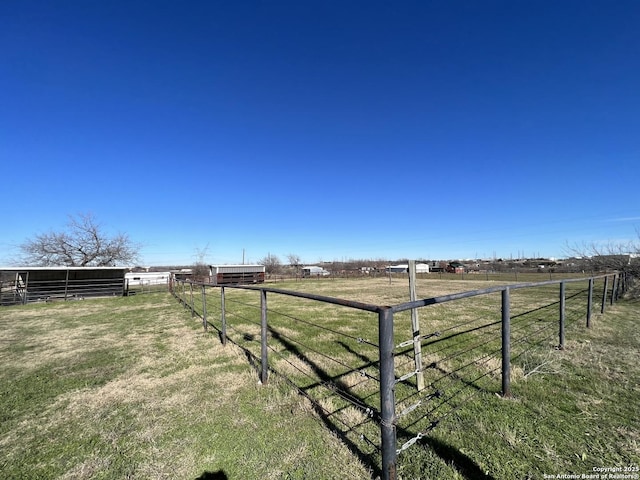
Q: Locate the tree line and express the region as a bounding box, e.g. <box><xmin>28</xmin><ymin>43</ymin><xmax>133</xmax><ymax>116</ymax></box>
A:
<box><xmin>12</xmin><ymin>213</ymin><xmax>640</xmax><ymax>288</ymax></box>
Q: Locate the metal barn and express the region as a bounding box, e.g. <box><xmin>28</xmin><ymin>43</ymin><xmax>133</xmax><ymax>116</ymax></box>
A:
<box><xmin>0</xmin><ymin>267</ymin><xmax>126</xmax><ymax>305</ymax></box>
<box><xmin>208</xmin><ymin>265</ymin><xmax>265</xmax><ymax>285</ymax></box>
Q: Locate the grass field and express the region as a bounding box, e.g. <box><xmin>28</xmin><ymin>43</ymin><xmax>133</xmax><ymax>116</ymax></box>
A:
<box><xmin>1</xmin><ymin>276</ymin><xmax>638</xmax><ymax>479</ymax></box>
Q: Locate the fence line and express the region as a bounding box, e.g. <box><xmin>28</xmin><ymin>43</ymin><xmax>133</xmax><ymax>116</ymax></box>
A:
<box><xmin>169</xmin><ymin>271</ymin><xmax>627</xmax><ymax>480</ymax></box>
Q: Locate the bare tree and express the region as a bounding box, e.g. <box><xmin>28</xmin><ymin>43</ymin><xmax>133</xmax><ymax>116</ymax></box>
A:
<box><xmin>286</xmin><ymin>253</ymin><xmax>302</xmax><ymax>276</ymax></box>
<box><xmin>259</xmin><ymin>253</ymin><xmax>282</xmax><ymax>276</ymax></box>
<box><xmin>565</xmin><ymin>232</ymin><xmax>640</xmax><ymax>276</ymax></box>
<box><xmin>19</xmin><ymin>213</ymin><xmax>140</xmax><ymax>267</ymax></box>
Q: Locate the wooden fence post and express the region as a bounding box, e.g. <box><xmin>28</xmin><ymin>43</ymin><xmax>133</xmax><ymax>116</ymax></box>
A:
<box><xmin>408</xmin><ymin>261</ymin><xmax>425</xmax><ymax>392</ymax></box>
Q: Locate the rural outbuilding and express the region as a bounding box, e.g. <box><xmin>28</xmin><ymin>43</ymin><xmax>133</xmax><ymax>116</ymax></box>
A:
<box><xmin>385</xmin><ymin>263</ymin><xmax>430</xmax><ymax>274</ymax></box>
<box><xmin>208</xmin><ymin>265</ymin><xmax>265</xmax><ymax>285</ymax></box>
<box><xmin>0</xmin><ymin>267</ymin><xmax>126</xmax><ymax>306</ymax></box>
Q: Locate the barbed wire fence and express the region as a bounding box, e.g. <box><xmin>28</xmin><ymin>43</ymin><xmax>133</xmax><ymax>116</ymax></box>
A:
<box><xmin>169</xmin><ymin>270</ymin><xmax>626</xmax><ymax>480</ymax></box>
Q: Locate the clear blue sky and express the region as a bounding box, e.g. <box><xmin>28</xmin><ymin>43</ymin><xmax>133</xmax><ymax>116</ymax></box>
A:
<box><xmin>1</xmin><ymin>1</ymin><xmax>639</xmax><ymax>266</ymax></box>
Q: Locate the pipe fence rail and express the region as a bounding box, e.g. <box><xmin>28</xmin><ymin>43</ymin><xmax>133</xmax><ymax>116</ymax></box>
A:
<box><xmin>0</xmin><ymin>277</ymin><xmax>127</xmax><ymax>305</ymax></box>
<box><xmin>169</xmin><ymin>272</ymin><xmax>627</xmax><ymax>480</ymax></box>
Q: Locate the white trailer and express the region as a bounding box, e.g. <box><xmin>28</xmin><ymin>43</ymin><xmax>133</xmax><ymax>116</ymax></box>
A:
<box><xmin>125</xmin><ymin>272</ymin><xmax>170</xmax><ymax>286</ymax></box>
<box><xmin>301</xmin><ymin>266</ymin><xmax>330</xmax><ymax>277</ymax></box>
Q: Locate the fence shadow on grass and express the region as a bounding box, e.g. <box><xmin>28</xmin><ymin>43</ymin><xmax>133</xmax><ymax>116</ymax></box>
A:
<box><xmin>420</xmin><ymin>436</ymin><xmax>497</xmax><ymax>480</ymax></box>
<box><xmin>195</xmin><ymin>470</ymin><xmax>228</xmax><ymax>480</ymax></box>
<box><xmin>267</xmin><ymin>326</ymin><xmax>383</xmax><ymax>478</ymax></box>
<box><xmin>193</xmin><ymin>300</ymin><xmax>511</xmax><ymax>479</ymax></box>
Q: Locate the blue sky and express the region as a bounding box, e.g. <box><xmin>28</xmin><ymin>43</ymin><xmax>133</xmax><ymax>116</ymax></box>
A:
<box><xmin>1</xmin><ymin>1</ymin><xmax>639</xmax><ymax>266</ymax></box>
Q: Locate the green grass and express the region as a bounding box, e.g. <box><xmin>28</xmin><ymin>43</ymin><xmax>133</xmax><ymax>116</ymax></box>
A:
<box><xmin>2</xmin><ymin>277</ymin><xmax>637</xmax><ymax>479</ymax></box>
<box><xmin>0</xmin><ymin>292</ymin><xmax>371</xmax><ymax>479</ymax></box>
<box><xmin>188</xmin><ymin>276</ymin><xmax>638</xmax><ymax>479</ymax></box>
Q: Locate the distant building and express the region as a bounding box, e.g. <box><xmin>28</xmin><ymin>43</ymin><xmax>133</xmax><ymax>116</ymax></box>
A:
<box><xmin>125</xmin><ymin>271</ymin><xmax>170</xmax><ymax>286</ymax></box>
<box><xmin>385</xmin><ymin>263</ymin><xmax>430</xmax><ymax>274</ymax></box>
<box><xmin>386</xmin><ymin>264</ymin><xmax>408</xmax><ymax>273</ymax></box>
<box><xmin>446</xmin><ymin>262</ymin><xmax>465</xmax><ymax>274</ymax></box>
<box><xmin>301</xmin><ymin>266</ymin><xmax>330</xmax><ymax>277</ymax></box>
<box><xmin>208</xmin><ymin>265</ymin><xmax>265</xmax><ymax>285</ymax></box>
<box><xmin>0</xmin><ymin>266</ymin><xmax>126</xmax><ymax>305</ymax></box>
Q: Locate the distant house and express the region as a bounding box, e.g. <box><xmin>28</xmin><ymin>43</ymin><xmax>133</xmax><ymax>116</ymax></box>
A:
<box><xmin>446</xmin><ymin>262</ymin><xmax>465</xmax><ymax>274</ymax></box>
<box><xmin>415</xmin><ymin>263</ymin><xmax>430</xmax><ymax>274</ymax></box>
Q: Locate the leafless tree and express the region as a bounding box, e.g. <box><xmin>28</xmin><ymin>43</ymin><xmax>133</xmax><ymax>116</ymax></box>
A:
<box><xmin>19</xmin><ymin>213</ymin><xmax>140</xmax><ymax>267</ymax></box>
<box><xmin>259</xmin><ymin>253</ymin><xmax>282</xmax><ymax>275</ymax></box>
<box><xmin>565</xmin><ymin>231</ymin><xmax>640</xmax><ymax>276</ymax></box>
<box><xmin>286</xmin><ymin>253</ymin><xmax>302</xmax><ymax>275</ymax></box>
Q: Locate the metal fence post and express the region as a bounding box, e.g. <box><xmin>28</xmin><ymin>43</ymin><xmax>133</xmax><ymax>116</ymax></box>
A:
<box><xmin>587</xmin><ymin>278</ymin><xmax>593</xmax><ymax>328</ymax></box>
<box><xmin>260</xmin><ymin>289</ymin><xmax>269</xmax><ymax>384</ymax></box>
<box><xmin>610</xmin><ymin>274</ymin><xmax>616</xmax><ymax>306</ymax></box>
<box><xmin>501</xmin><ymin>287</ymin><xmax>511</xmax><ymax>398</ymax></box>
<box><xmin>23</xmin><ymin>272</ymin><xmax>29</xmax><ymax>305</ymax></box>
<box><xmin>201</xmin><ymin>285</ymin><xmax>208</xmax><ymax>332</ymax></box>
<box><xmin>559</xmin><ymin>281</ymin><xmax>565</xmax><ymax>350</ymax></box>
<box><xmin>64</xmin><ymin>269</ymin><xmax>70</xmax><ymax>301</ymax></box>
<box><xmin>379</xmin><ymin>306</ymin><xmax>397</xmax><ymax>480</ymax></box>
<box><xmin>190</xmin><ymin>282</ymin><xmax>195</xmax><ymax>317</ymax></box>
<box><xmin>220</xmin><ymin>286</ymin><xmax>227</xmax><ymax>345</ymax></box>
<box><xmin>601</xmin><ymin>275</ymin><xmax>609</xmax><ymax>314</ymax></box>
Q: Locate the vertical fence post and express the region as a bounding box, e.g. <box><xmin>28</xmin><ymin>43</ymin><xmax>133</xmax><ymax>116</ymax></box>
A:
<box><xmin>587</xmin><ymin>278</ymin><xmax>594</xmax><ymax>328</ymax></box>
<box><xmin>260</xmin><ymin>289</ymin><xmax>269</xmax><ymax>384</ymax></box>
<box><xmin>501</xmin><ymin>287</ymin><xmax>511</xmax><ymax>398</ymax></box>
<box><xmin>220</xmin><ymin>286</ymin><xmax>227</xmax><ymax>345</ymax></box>
<box><xmin>23</xmin><ymin>272</ymin><xmax>29</xmax><ymax>305</ymax></box>
<box><xmin>201</xmin><ymin>285</ymin><xmax>208</xmax><ymax>332</ymax></box>
<box><xmin>64</xmin><ymin>269</ymin><xmax>70</xmax><ymax>301</ymax></box>
<box><xmin>601</xmin><ymin>275</ymin><xmax>609</xmax><ymax>314</ymax></box>
<box><xmin>408</xmin><ymin>261</ymin><xmax>425</xmax><ymax>391</ymax></box>
<box><xmin>559</xmin><ymin>281</ymin><xmax>565</xmax><ymax>350</ymax></box>
<box><xmin>610</xmin><ymin>274</ymin><xmax>616</xmax><ymax>306</ymax></box>
<box><xmin>190</xmin><ymin>282</ymin><xmax>195</xmax><ymax>317</ymax></box>
<box><xmin>379</xmin><ymin>306</ymin><xmax>397</xmax><ymax>480</ymax></box>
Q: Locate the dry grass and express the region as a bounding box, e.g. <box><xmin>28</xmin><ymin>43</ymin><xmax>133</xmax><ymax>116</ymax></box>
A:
<box><xmin>1</xmin><ymin>293</ymin><xmax>372</xmax><ymax>479</ymax></box>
